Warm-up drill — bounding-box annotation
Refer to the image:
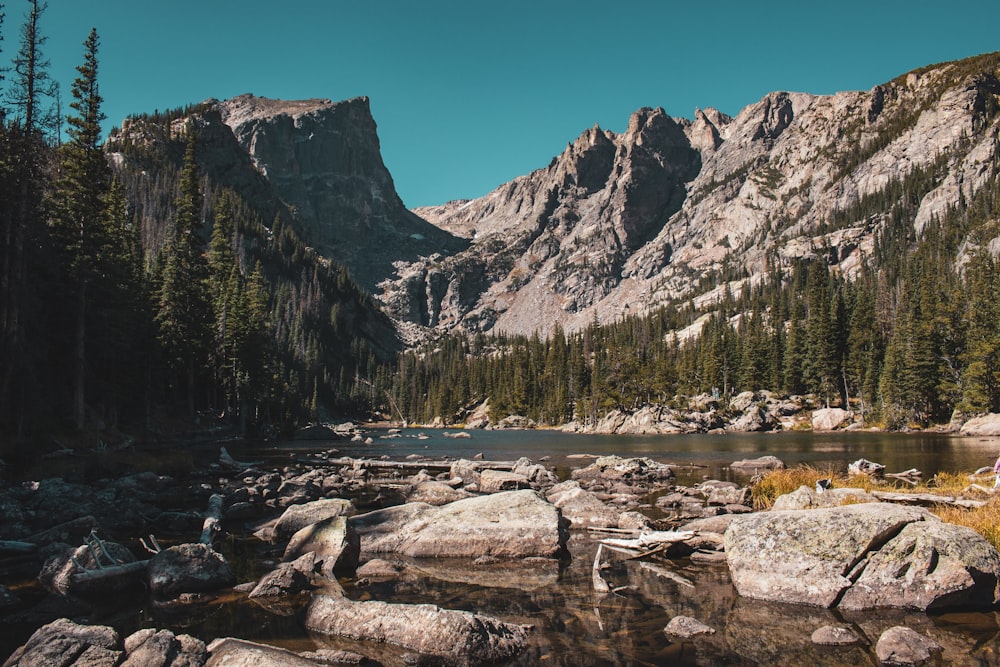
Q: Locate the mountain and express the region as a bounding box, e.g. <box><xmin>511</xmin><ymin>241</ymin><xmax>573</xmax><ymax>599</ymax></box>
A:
<box><xmin>381</xmin><ymin>53</ymin><xmax>1000</xmax><ymax>337</ymax></box>
<box><xmin>111</xmin><ymin>94</ymin><xmax>466</xmax><ymax>294</ymax></box>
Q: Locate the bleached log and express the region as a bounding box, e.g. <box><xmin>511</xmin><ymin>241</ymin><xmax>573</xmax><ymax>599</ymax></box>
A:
<box><xmin>69</xmin><ymin>559</ymin><xmax>148</xmax><ymax>585</ymax></box>
<box><xmin>592</xmin><ymin>543</ymin><xmax>611</xmax><ymax>594</ymax></box>
<box><xmin>871</xmin><ymin>490</ymin><xmax>987</xmax><ymax>508</ymax></box>
<box><xmin>200</xmin><ymin>493</ymin><xmax>225</xmax><ymax>545</ymax></box>
<box><xmin>327</xmin><ymin>457</ymin><xmax>516</xmax><ymax>472</ymax></box>
<box><xmin>600</xmin><ymin>530</ymin><xmax>695</xmax><ymax>552</ymax></box>
<box><xmin>0</xmin><ymin>540</ymin><xmax>37</xmax><ymax>555</ymax></box>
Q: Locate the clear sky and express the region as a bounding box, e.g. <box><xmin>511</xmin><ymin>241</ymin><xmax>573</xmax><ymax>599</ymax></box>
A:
<box><xmin>16</xmin><ymin>0</ymin><xmax>1000</xmax><ymax>207</ymax></box>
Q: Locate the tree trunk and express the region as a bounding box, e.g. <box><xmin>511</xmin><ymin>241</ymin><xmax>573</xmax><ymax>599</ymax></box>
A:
<box><xmin>74</xmin><ymin>279</ymin><xmax>87</xmax><ymax>430</ymax></box>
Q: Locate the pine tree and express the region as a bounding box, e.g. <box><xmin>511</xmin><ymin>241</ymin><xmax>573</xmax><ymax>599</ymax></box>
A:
<box><xmin>50</xmin><ymin>27</ymin><xmax>110</xmax><ymax>429</ymax></box>
<box><xmin>156</xmin><ymin>130</ymin><xmax>212</xmax><ymax>418</ymax></box>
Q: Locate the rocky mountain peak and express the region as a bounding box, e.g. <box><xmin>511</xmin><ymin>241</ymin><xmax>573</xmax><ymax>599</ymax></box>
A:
<box><xmin>382</xmin><ymin>52</ymin><xmax>1000</xmax><ymax>338</ymax></box>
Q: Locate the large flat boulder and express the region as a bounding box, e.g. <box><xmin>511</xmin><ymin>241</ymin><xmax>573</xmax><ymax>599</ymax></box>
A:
<box><xmin>811</xmin><ymin>407</ymin><xmax>853</xmax><ymax>431</ymax></box>
<box><xmin>349</xmin><ymin>489</ymin><xmax>565</xmax><ymax>558</ymax></box>
<box><xmin>725</xmin><ymin>502</ymin><xmax>1000</xmax><ymax>611</ymax></box>
<box><xmin>961</xmin><ymin>413</ymin><xmax>1000</xmax><ymax>436</ymax></box>
<box><xmin>304</xmin><ymin>592</ymin><xmax>529</xmax><ymax>666</ymax></box>
<box><xmin>839</xmin><ymin>521</ymin><xmax>1000</xmax><ymax>610</ymax></box>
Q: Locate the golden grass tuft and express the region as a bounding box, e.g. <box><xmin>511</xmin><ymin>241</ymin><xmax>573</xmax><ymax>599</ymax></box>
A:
<box><xmin>932</xmin><ymin>499</ymin><xmax>1000</xmax><ymax>551</ymax></box>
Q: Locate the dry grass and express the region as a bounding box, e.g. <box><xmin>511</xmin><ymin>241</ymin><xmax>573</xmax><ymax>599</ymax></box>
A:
<box><xmin>750</xmin><ymin>465</ymin><xmax>1000</xmax><ymax>550</ymax></box>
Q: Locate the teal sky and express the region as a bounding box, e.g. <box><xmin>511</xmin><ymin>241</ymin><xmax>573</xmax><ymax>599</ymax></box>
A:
<box><xmin>21</xmin><ymin>0</ymin><xmax>1000</xmax><ymax>207</ymax></box>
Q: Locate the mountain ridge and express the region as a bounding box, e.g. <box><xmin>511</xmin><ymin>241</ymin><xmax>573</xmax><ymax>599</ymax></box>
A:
<box><xmin>382</xmin><ymin>52</ymin><xmax>1000</xmax><ymax>338</ymax></box>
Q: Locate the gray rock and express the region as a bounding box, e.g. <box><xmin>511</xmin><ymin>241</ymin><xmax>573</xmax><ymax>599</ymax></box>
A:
<box><xmin>3</xmin><ymin>618</ymin><xmax>121</xmax><ymax>667</ymax></box>
<box><xmin>38</xmin><ymin>539</ymin><xmax>141</xmax><ymax>598</ymax></box>
<box><xmin>729</xmin><ymin>455</ymin><xmax>785</xmax><ymax>473</ymax></box>
<box><xmin>355</xmin><ymin>558</ymin><xmax>402</xmax><ymax>578</ymax></box>
<box><xmin>663</xmin><ymin>615</ymin><xmax>716</xmax><ymax>639</ymax></box>
<box><xmin>812</xmin><ymin>407</ymin><xmax>854</xmax><ymax>431</ymax></box>
<box><xmin>256</xmin><ymin>498</ymin><xmax>355</xmax><ymax>542</ymax></box>
<box><xmin>771</xmin><ymin>485</ymin><xmax>878</xmax><ymax>510</ymax></box>
<box><xmin>875</xmin><ymin>626</ymin><xmax>942</xmax><ymax>665</ymax></box>
<box><xmin>811</xmin><ymin>625</ymin><xmax>861</xmax><ymax>645</ymax></box>
<box><xmin>305</xmin><ymin>591</ymin><xmax>529</xmax><ymax>665</ymax></box>
<box><xmin>725</xmin><ymin>503</ymin><xmax>936</xmax><ymax>607</ymax></box>
<box><xmin>478</xmin><ymin>469</ymin><xmax>530</xmax><ymax>493</ymax></box>
<box><xmin>249</xmin><ymin>552</ymin><xmax>316</xmax><ymax>598</ymax></box>
<box><xmin>121</xmin><ymin>628</ymin><xmax>206</xmax><ymax>667</ymax></box>
<box><xmin>282</xmin><ymin>516</ymin><xmax>360</xmax><ymax>575</ymax></box>
<box><xmin>349</xmin><ymin>489</ymin><xmax>565</xmax><ymax>558</ymax></box>
<box><xmin>546</xmin><ymin>480</ymin><xmax>622</xmax><ymax>530</ymax></box>
<box><xmin>205</xmin><ymin>637</ymin><xmax>325</xmax><ymax>666</ymax></box>
<box><xmin>405</xmin><ymin>480</ymin><xmax>474</xmax><ymax>505</ymax></box>
<box><xmin>147</xmin><ymin>543</ymin><xmax>235</xmax><ymax>598</ymax></box>
<box><xmin>960</xmin><ymin>413</ymin><xmax>1000</xmax><ymax>436</ymax></box>
<box><xmin>839</xmin><ymin>520</ymin><xmax>1000</xmax><ymax>611</ymax></box>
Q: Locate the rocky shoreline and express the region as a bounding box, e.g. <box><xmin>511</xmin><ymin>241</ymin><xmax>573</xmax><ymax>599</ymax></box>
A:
<box><xmin>2</xmin><ymin>445</ymin><xmax>1000</xmax><ymax>665</ymax></box>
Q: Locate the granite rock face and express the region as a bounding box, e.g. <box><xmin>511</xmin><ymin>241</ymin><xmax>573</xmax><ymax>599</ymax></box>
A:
<box><xmin>386</xmin><ymin>55</ymin><xmax>1000</xmax><ymax>338</ymax></box>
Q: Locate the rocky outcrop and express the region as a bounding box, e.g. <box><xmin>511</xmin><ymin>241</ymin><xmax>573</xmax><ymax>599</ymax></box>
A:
<box><xmin>304</xmin><ymin>591</ymin><xmax>530</xmax><ymax>666</ymax></box>
<box><xmin>348</xmin><ymin>489</ymin><xmax>566</xmax><ymax>558</ymax></box>
<box><xmin>724</xmin><ymin>502</ymin><xmax>1000</xmax><ymax>611</ymax></box>
<box><xmin>960</xmin><ymin>412</ymin><xmax>1000</xmax><ymax>436</ymax></box>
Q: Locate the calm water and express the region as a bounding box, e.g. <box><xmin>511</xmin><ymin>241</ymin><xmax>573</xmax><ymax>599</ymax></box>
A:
<box><xmin>250</xmin><ymin>427</ymin><xmax>1000</xmax><ymax>485</ymax></box>
<box><xmin>8</xmin><ymin>430</ymin><xmax>1000</xmax><ymax>666</ymax></box>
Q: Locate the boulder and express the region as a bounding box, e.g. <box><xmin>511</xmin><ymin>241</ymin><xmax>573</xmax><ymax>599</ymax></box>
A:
<box><xmin>729</xmin><ymin>455</ymin><xmax>784</xmax><ymax>473</ymax></box>
<box><xmin>811</xmin><ymin>407</ymin><xmax>853</xmax><ymax>431</ymax></box>
<box><xmin>545</xmin><ymin>480</ymin><xmax>621</xmax><ymax>530</ymax></box>
<box><xmin>478</xmin><ymin>469</ymin><xmax>530</xmax><ymax>493</ymax></box>
<box><xmin>728</xmin><ymin>405</ymin><xmax>776</xmax><ymax>432</ymax></box>
<box><xmin>406</xmin><ymin>480</ymin><xmax>474</xmax><ymax>505</ymax></box>
<box><xmin>960</xmin><ymin>413</ymin><xmax>1000</xmax><ymax>436</ymax></box>
<box><xmin>725</xmin><ymin>503</ymin><xmax>935</xmax><ymax>608</ymax></box>
<box><xmin>839</xmin><ymin>520</ymin><xmax>1000</xmax><ymax>611</ymax></box>
<box><xmin>205</xmin><ymin>637</ymin><xmax>326</xmax><ymax>666</ymax></box>
<box><xmin>349</xmin><ymin>489</ymin><xmax>565</xmax><ymax>558</ymax></box>
<box><xmin>147</xmin><ymin>543</ymin><xmax>235</xmax><ymax>598</ymax></box>
<box><xmin>249</xmin><ymin>552</ymin><xmax>316</xmax><ymax>598</ymax></box>
<box><xmin>726</xmin><ymin>502</ymin><xmax>1000</xmax><ymax>611</ymax></box>
<box><xmin>875</xmin><ymin>626</ymin><xmax>942</xmax><ymax>666</ymax></box>
<box><xmin>570</xmin><ymin>456</ymin><xmax>674</xmax><ymax>490</ymax></box>
<box><xmin>305</xmin><ymin>591</ymin><xmax>529</xmax><ymax>665</ymax></box>
<box><xmin>771</xmin><ymin>485</ymin><xmax>879</xmax><ymax>510</ymax></box>
<box><xmin>355</xmin><ymin>558</ymin><xmax>401</xmax><ymax>579</ymax></box>
<box><xmin>39</xmin><ymin>540</ymin><xmax>142</xmax><ymax>598</ymax></box>
<box><xmin>282</xmin><ymin>516</ymin><xmax>360</xmax><ymax>575</ymax></box>
<box><xmin>848</xmin><ymin>458</ymin><xmax>886</xmax><ymax>477</ymax></box>
<box><xmin>663</xmin><ymin>615</ymin><xmax>716</xmax><ymax>639</ymax></box>
<box><xmin>512</xmin><ymin>457</ymin><xmax>560</xmax><ymax>488</ymax></box>
<box><xmin>2</xmin><ymin>617</ymin><xmax>121</xmax><ymax>667</ymax></box>
<box><xmin>810</xmin><ymin>625</ymin><xmax>861</xmax><ymax>646</ymax></box>
<box><xmin>121</xmin><ymin>629</ymin><xmax>206</xmax><ymax>667</ymax></box>
<box><xmin>257</xmin><ymin>498</ymin><xmax>355</xmax><ymax>542</ymax></box>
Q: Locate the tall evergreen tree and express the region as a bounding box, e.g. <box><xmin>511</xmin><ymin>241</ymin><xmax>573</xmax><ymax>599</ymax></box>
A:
<box><xmin>156</xmin><ymin>129</ymin><xmax>211</xmax><ymax>418</ymax></box>
<box><xmin>50</xmin><ymin>27</ymin><xmax>109</xmax><ymax>429</ymax></box>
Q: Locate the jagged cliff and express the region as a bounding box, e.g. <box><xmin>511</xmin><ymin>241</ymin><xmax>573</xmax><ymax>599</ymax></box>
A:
<box><xmin>383</xmin><ymin>53</ymin><xmax>1000</xmax><ymax>336</ymax></box>
<box><xmin>110</xmin><ymin>94</ymin><xmax>465</xmax><ymax>293</ymax></box>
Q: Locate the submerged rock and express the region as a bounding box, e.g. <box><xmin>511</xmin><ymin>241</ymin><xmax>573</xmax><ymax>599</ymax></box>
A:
<box><xmin>304</xmin><ymin>591</ymin><xmax>530</xmax><ymax>665</ymax></box>
<box><xmin>875</xmin><ymin>626</ymin><xmax>942</xmax><ymax>666</ymax></box>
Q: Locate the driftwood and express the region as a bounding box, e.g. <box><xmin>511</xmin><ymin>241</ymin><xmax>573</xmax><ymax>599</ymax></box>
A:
<box><xmin>592</xmin><ymin>544</ymin><xmax>611</xmax><ymax>594</ymax></box>
<box><xmin>327</xmin><ymin>457</ymin><xmax>517</xmax><ymax>472</ymax></box>
<box><xmin>200</xmin><ymin>494</ymin><xmax>225</xmax><ymax>545</ymax></box>
<box><xmin>871</xmin><ymin>490</ymin><xmax>987</xmax><ymax>509</ymax></box>
<box><xmin>219</xmin><ymin>447</ymin><xmax>263</xmax><ymax>469</ymax></box>
<box><xmin>0</xmin><ymin>540</ymin><xmax>37</xmax><ymax>555</ymax></box>
<box><xmin>22</xmin><ymin>516</ymin><xmax>98</xmax><ymax>546</ymax></box>
<box><xmin>69</xmin><ymin>559</ymin><xmax>148</xmax><ymax>586</ymax></box>
<box><xmin>600</xmin><ymin>530</ymin><xmax>697</xmax><ymax>560</ymax></box>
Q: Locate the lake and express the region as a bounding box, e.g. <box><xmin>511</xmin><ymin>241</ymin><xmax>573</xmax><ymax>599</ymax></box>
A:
<box><xmin>7</xmin><ymin>429</ymin><xmax>1000</xmax><ymax>666</ymax></box>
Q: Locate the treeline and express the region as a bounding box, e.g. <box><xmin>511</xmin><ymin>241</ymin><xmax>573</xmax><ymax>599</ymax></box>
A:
<box><xmin>0</xmin><ymin>2</ymin><xmax>391</xmax><ymax>452</ymax></box>
<box><xmin>389</xmin><ymin>133</ymin><xmax>1000</xmax><ymax>430</ymax></box>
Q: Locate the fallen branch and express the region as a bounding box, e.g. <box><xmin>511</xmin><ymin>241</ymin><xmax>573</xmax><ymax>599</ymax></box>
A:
<box><xmin>872</xmin><ymin>490</ymin><xmax>987</xmax><ymax>508</ymax></box>
<box><xmin>0</xmin><ymin>541</ymin><xmax>37</xmax><ymax>555</ymax></box>
<box><xmin>592</xmin><ymin>544</ymin><xmax>611</xmax><ymax>594</ymax></box>
<box><xmin>69</xmin><ymin>559</ymin><xmax>148</xmax><ymax>586</ymax></box>
<box><xmin>200</xmin><ymin>494</ymin><xmax>225</xmax><ymax>545</ymax></box>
